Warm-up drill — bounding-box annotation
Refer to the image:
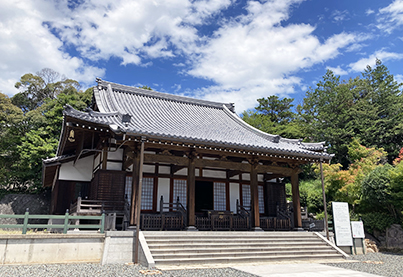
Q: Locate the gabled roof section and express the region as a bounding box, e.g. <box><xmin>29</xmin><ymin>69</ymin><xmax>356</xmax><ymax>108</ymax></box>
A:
<box><xmin>64</xmin><ymin>79</ymin><xmax>332</xmax><ymax>160</ymax></box>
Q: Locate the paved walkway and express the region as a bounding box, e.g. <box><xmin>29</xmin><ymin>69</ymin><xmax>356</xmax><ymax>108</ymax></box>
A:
<box><xmin>233</xmin><ymin>263</ymin><xmax>382</xmax><ymax>277</ymax></box>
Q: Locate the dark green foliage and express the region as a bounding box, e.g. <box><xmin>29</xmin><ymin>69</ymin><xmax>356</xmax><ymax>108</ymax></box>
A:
<box><xmin>360</xmin><ymin>212</ymin><xmax>399</xmax><ymax>234</ymax></box>
<box><xmin>298</xmin><ymin>179</ymin><xmax>324</xmax><ymax>215</ymax></box>
<box><xmin>299</xmin><ymin>60</ymin><xmax>403</xmax><ymax>167</ymax></box>
<box><xmin>139</xmin><ymin>85</ymin><xmax>152</xmax><ymax>90</ymax></box>
<box><xmin>242</xmin><ymin>95</ymin><xmax>304</xmax><ymax>139</ymax></box>
<box><xmin>1</xmin><ymin>69</ymin><xmax>90</xmax><ymax>192</ymax></box>
<box><xmin>361</xmin><ymin>164</ymin><xmax>395</xmax><ymax>215</ymax></box>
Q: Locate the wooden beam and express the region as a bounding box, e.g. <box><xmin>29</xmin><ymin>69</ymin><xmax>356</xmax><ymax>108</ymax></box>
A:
<box><xmin>144</xmin><ymin>153</ymin><xmax>188</xmax><ymax>165</ymax></box>
<box><xmin>227</xmin><ymin>170</ymin><xmax>241</xmax><ymax>178</ymax></box>
<box><xmin>73</xmin><ymin>132</ymin><xmax>84</xmax><ymax>165</ymax></box>
<box><xmin>142</xmin><ymin>153</ymin><xmax>293</xmax><ymax>176</ymax></box>
<box><xmin>172</xmin><ymin>165</ymin><xmax>186</xmax><ymax>174</ymax></box>
<box><xmin>291</xmin><ymin>168</ymin><xmax>302</xmax><ymax>229</ymax></box>
<box><xmin>264</xmin><ymin>173</ymin><xmax>285</xmax><ymax>180</ymax></box>
<box><xmin>144</xmin><ymin>143</ymin><xmax>313</xmax><ymax>164</ymax></box>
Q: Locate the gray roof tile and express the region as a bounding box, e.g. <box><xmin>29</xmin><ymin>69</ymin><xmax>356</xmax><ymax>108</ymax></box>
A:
<box><xmin>64</xmin><ymin>79</ymin><xmax>332</xmax><ymax>159</ymax></box>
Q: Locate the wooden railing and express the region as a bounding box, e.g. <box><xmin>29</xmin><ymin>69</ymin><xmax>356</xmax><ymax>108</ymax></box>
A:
<box><xmin>196</xmin><ymin>213</ymin><xmax>250</xmax><ymax>231</ymax></box>
<box><xmin>70</xmin><ymin>197</ymin><xmax>125</xmax><ymax>215</ymax></box>
<box><xmin>0</xmin><ymin>209</ymin><xmax>105</xmax><ymax>234</ymax></box>
<box><xmin>236</xmin><ymin>199</ymin><xmax>251</xmax><ymax>219</ymax></box>
<box><xmin>260</xmin><ymin>217</ymin><xmax>292</xmax><ymax>231</ymax></box>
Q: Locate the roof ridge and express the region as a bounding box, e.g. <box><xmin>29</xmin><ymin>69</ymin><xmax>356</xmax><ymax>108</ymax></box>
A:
<box><xmin>223</xmin><ymin>106</ymin><xmax>286</xmax><ymax>144</ymax></box>
<box><xmin>96</xmin><ymin>78</ymin><xmax>235</xmax><ymax>111</ymax></box>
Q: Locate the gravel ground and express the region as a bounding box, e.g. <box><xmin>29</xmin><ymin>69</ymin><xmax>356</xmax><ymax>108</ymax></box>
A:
<box><xmin>0</xmin><ymin>253</ymin><xmax>402</xmax><ymax>277</ymax></box>
<box><xmin>326</xmin><ymin>252</ymin><xmax>403</xmax><ymax>277</ymax></box>
<box><xmin>0</xmin><ymin>263</ymin><xmax>257</xmax><ymax>277</ymax></box>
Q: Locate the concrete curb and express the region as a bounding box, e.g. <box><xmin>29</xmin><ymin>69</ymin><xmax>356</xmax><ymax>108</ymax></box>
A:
<box><xmin>314</xmin><ymin>232</ymin><xmax>350</xmax><ymax>259</ymax></box>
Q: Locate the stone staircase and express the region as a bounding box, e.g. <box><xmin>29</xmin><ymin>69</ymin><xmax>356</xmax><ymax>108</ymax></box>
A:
<box><xmin>142</xmin><ymin>231</ymin><xmax>346</xmax><ymax>267</ymax></box>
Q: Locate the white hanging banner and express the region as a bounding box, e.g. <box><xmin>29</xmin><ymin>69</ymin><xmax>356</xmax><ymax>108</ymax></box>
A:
<box><xmin>332</xmin><ymin>202</ymin><xmax>353</xmax><ymax>246</ymax></box>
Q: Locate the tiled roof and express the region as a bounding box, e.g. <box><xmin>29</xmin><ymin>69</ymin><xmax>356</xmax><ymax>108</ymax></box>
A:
<box><xmin>63</xmin><ymin>79</ymin><xmax>332</xmax><ymax>160</ymax></box>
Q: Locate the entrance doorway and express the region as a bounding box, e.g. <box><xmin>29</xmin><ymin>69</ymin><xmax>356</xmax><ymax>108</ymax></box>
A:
<box><xmin>195</xmin><ymin>181</ymin><xmax>213</xmax><ymax>212</ymax></box>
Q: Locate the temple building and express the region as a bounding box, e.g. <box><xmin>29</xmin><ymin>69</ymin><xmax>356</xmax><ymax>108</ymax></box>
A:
<box><xmin>42</xmin><ymin>79</ymin><xmax>332</xmax><ymax>231</ymax></box>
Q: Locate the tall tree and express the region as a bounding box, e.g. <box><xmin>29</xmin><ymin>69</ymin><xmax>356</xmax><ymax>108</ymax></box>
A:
<box><xmin>242</xmin><ymin>95</ymin><xmax>303</xmax><ymax>138</ymax></box>
<box><xmin>1</xmin><ymin>69</ymin><xmax>90</xmax><ymax>192</ymax></box>
<box><xmin>13</xmin><ymin>68</ymin><xmax>80</xmax><ymax>113</ymax></box>
<box><xmin>299</xmin><ymin>71</ymin><xmax>357</xmax><ymax>168</ymax></box>
<box><xmin>359</xmin><ymin>59</ymin><xmax>403</xmax><ymax>162</ymax></box>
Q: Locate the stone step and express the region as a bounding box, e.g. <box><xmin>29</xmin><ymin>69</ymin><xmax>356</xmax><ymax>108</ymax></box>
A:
<box><xmin>142</xmin><ymin>231</ymin><xmax>345</xmax><ymax>266</ymax></box>
<box><xmin>143</xmin><ymin>231</ymin><xmax>315</xmax><ymax>236</ymax></box>
<box><xmin>147</xmin><ymin>241</ymin><xmax>328</xmax><ymax>249</ymax></box>
<box><xmin>153</xmin><ymin>253</ymin><xmax>344</xmax><ymax>265</ymax></box>
<box><xmin>150</xmin><ymin>245</ymin><xmax>334</xmax><ymax>254</ymax></box>
<box><xmin>145</xmin><ymin>237</ymin><xmax>320</xmax><ymax>244</ymax></box>
<box><xmin>152</xmin><ymin>249</ymin><xmax>339</xmax><ymax>259</ymax></box>
<box><xmin>143</xmin><ymin>233</ymin><xmax>317</xmax><ymax>238</ymax></box>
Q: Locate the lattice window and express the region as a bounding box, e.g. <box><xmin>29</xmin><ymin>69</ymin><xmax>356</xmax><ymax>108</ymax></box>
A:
<box><xmin>141</xmin><ymin>178</ymin><xmax>154</xmax><ymax>210</ymax></box>
<box><xmin>242</xmin><ymin>184</ymin><xmax>251</xmax><ymax>210</ymax></box>
<box><xmin>258</xmin><ymin>185</ymin><xmax>265</xmax><ymax>214</ymax></box>
<box><xmin>173</xmin><ymin>179</ymin><xmax>187</xmax><ymax>206</ymax></box>
<box><xmin>125</xmin><ymin>176</ymin><xmax>132</xmax><ymax>200</ymax></box>
<box><xmin>125</xmin><ymin>176</ymin><xmax>154</xmax><ymax>210</ymax></box>
<box><xmin>214</xmin><ymin>182</ymin><xmax>226</xmax><ymax>210</ymax></box>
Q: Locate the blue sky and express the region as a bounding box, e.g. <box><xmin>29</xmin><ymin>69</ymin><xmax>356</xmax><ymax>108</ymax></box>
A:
<box><xmin>1</xmin><ymin>0</ymin><xmax>403</xmax><ymax>113</ymax></box>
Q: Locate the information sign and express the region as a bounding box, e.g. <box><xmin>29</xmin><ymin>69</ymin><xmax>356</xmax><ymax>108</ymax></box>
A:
<box><xmin>332</xmin><ymin>202</ymin><xmax>353</xmax><ymax>246</ymax></box>
<box><xmin>351</xmin><ymin>221</ymin><xmax>365</xmax><ymax>238</ymax></box>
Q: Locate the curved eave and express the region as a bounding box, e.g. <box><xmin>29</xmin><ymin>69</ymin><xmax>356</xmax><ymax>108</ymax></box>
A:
<box><xmin>124</xmin><ymin>130</ymin><xmax>334</xmax><ymax>161</ymax></box>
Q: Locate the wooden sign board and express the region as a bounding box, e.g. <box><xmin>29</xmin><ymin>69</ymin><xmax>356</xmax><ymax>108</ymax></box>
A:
<box><xmin>332</xmin><ymin>202</ymin><xmax>353</xmax><ymax>246</ymax></box>
<box><xmin>351</xmin><ymin>221</ymin><xmax>365</xmax><ymax>238</ymax></box>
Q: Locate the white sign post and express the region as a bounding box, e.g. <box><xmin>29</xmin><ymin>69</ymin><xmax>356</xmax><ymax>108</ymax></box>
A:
<box><xmin>351</xmin><ymin>221</ymin><xmax>365</xmax><ymax>238</ymax></box>
<box><xmin>332</xmin><ymin>202</ymin><xmax>353</xmax><ymax>246</ymax></box>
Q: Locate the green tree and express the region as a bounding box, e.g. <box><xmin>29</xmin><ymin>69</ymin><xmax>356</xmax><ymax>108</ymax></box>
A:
<box><xmin>321</xmin><ymin>139</ymin><xmax>386</xmax><ymax>208</ymax></box>
<box><xmin>13</xmin><ymin>68</ymin><xmax>80</xmax><ymax>113</ymax></box>
<box><xmin>359</xmin><ymin>59</ymin><xmax>403</xmax><ymax>162</ymax></box>
<box><xmin>2</xmin><ymin>69</ymin><xmax>90</xmax><ymax>192</ymax></box>
<box><xmin>242</xmin><ymin>96</ymin><xmax>303</xmax><ymax>138</ymax></box>
<box><xmin>0</xmin><ymin>93</ymin><xmax>24</xmax><ymax>188</ymax></box>
<box><xmin>361</xmin><ymin>164</ymin><xmax>395</xmax><ymax>216</ymax></box>
<box><xmin>299</xmin><ymin>71</ymin><xmax>358</xmax><ymax>168</ymax></box>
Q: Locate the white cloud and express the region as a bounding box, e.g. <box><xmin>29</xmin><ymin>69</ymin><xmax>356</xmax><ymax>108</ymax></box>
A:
<box><xmin>187</xmin><ymin>0</ymin><xmax>362</xmax><ymax>111</ymax></box>
<box><xmin>366</xmin><ymin>9</ymin><xmax>375</xmax><ymax>16</ymax></box>
<box><xmin>377</xmin><ymin>0</ymin><xmax>403</xmax><ymax>33</ymax></box>
<box><xmin>0</xmin><ymin>0</ymin><xmax>105</xmax><ymax>96</ymax></box>
<box><xmin>326</xmin><ymin>66</ymin><xmax>348</xmax><ymax>76</ymax></box>
<box><xmin>348</xmin><ymin>50</ymin><xmax>403</xmax><ymax>72</ymax></box>
<box><xmin>332</xmin><ymin>10</ymin><xmax>349</xmax><ymax>22</ymax></box>
<box><xmin>0</xmin><ymin>0</ymin><xmax>231</xmax><ymax>96</ymax></box>
<box><xmin>395</xmin><ymin>74</ymin><xmax>403</xmax><ymax>84</ymax></box>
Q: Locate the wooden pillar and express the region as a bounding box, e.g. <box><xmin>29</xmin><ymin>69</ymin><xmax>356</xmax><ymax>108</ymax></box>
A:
<box><xmin>250</xmin><ymin>161</ymin><xmax>262</xmax><ymax>231</ymax></box>
<box><xmin>320</xmin><ymin>159</ymin><xmax>330</xmax><ymax>240</ymax></box>
<box><xmin>291</xmin><ymin>168</ymin><xmax>302</xmax><ymax>230</ymax></box>
<box><xmin>186</xmin><ymin>150</ymin><xmax>197</xmax><ymax>231</ymax></box>
<box><xmin>102</xmin><ymin>145</ymin><xmax>108</xmax><ymax>170</ymax></box>
<box><xmin>129</xmin><ymin>144</ymin><xmax>140</xmax><ymax>226</ymax></box>
<box><xmin>134</xmin><ymin>138</ymin><xmax>145</xmax><ymax>264</ymax></box>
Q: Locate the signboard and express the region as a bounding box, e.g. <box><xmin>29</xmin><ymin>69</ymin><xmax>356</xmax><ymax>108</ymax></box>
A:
<box><xmin>351</xmin><ymin>221</ymin><xmax>365</xmax><ymax>238</ymax></box>
<box><xmin>332</xmin><ymin>202</ymin><xmax>353</xmax><ymax>246</ymax></box>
